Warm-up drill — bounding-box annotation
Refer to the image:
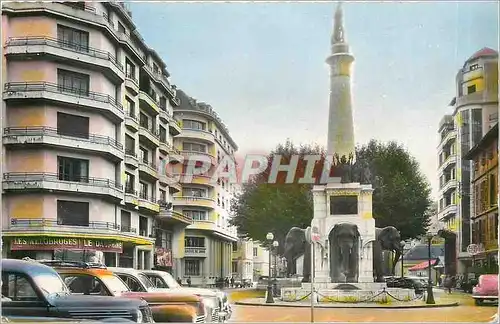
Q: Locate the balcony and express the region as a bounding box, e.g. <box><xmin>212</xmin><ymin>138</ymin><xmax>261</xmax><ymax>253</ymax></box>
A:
<box><xmin>440</xmin><ymin>179</ymin><xmax>457</xmax><ymax>195</ymax></box>
<box><xmin>124</xmin><ymin>73</ymin><xmax>140</xmax><ymax>95</ymax></box>
<box><xmin>139</xmin><ymin>91</ymin><xmax>160</xmax><ymax>115</ymax></box>
<box><xmin>3</xmin><ymin>127</ymin><xmax>123</xmax><ymax>162</ymax></box>
<box><xmin>169</xmin><ymin>118</ymin><xmax>182</xmax><ymax>136</ymax></box>
<box><xmin>3</xmin><ymin>82</ymin><xmax>124</xmax><ymax>123</ymax></box>
<box><xmin>7</xmin><ymin>218</ymin><xmax>139</xmax><ymax>236</ymax></box>
<box><xmin>178</xmin><ymin>128</ymin><xmax>215</xmax><ymax>144</ymax></box>
<box><xmin>138</xmin><ymin>192</ymin><xmax>160</xmax><ymax>214</ymax></box>
<box><xmin>124</xmin><ymin>150</ymin><xmax>139</xmax><ymax>169</ymax></box>
<box><xmin>116</xmin><ymin>31</ymin><xmax>146</xmax><ymax>65</ymax></box>
<box><xmin>438</xmin><ymin>154</ymin><xmax>457</xmax><ymax>173</ymax></box>
<box><xmin>124</xmin><ymin>188</ymin><xmax>139</xmax><ymax>206</ymax></box>
<box><xmin>172</xmin><ymin>196</ymin><xmax>216</xmax><ymax>209</ymax></box>
<box><xmin>187</xmin><ymin>219</ymin><xmax>238</xmax><ymax>241</ymax></box>
<box><xmin>438</xmin><ymin>204</ymin><xmax>458</xmax><ymax>222</ymax></box>
<box><xmin>159</xmin><ymin>173</ymin><xmax>182</xmax><ymax>193</ymax></box>
<box><xmin>142</xmin><ymin>64</ymin><xmax>176</xmax><ymax>99</ymax></box>
<box><xmin>4</xmin><ymin>37</ymin><xmax>124</xmax><ymax>83</ymax></box>
<box><xmin>125</xmin><ymin>112</ymin><xmax>139</xmax><ymax>132</ymax></box>
<box><xmin>184</xmin><ymin>246</ymin><xmax>207</xmax><ymax>257</ymax></box>
<box><xmin>3</xmin><ymin>172</ymin><xmax>123</xmax><ymax>201</ymax></box>
<box><xmin>158</xmin><ymin>204</ymin><xmax>192</xmax><ymax>226</ymax></box>
<box><xmin>176</xmin><ymin>174</ymin><xmax>215</xmax><ymax>187</ymax></box>
<box><xmin>456</xmin><ymin>91</ymin><xmax>492</xmax><ymax>108</ymax></box>
<box><xmin>180</xmin><ymin>151</ymin><xmax>217</xmax><ymax>165</ymax></box>
<box><xmin>138</xmin><ymin>126</ymin><xmax>160</xmax><ymax>148</ymax></box>
<box><xmin>159</xmin><ymin>108</ymin><xmax>170</xmax><ymax>124</ymax></box>
<box><xmin>139</xmin><ymin>160</ymin><xmax>159</xmax><ymax>180</ymax></box>
<box><xmin>438</xmin><ymin>129</ymin><xmax>456</xmax><ymax>148</ymax></box>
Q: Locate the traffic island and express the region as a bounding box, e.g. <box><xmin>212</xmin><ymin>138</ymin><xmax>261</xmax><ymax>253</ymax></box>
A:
<box><xmin>235</xmin><ymin>297</ymin><xmax>459</xmax><ymax>309</ymax></box>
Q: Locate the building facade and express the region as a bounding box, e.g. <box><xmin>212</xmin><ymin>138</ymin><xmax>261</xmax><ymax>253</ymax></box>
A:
<box><xmin>464</xmin><ymin>123</ymin><xmax>498</xmax><ymax>273</ymax></box>
<box><xmin>1</xmin><ymin>2</ymin><xmax>189</xmax><ymax>270</ymax></box>
<box><xmin>231</xmin><ymin>238</ymin><xmax>254</xmax><ymax>281</ymax></box>
<box><xmin>171</xmin><ymin>89</ymin><xmax>239</xmax><ymax>286</ymax></box>
<box><xmin>436</xmin><ymin>47</ymin><xmax>498</xmax><ymax>275</ymax></box>
<box><xmin>252</xmin><ymin>244</ymin><xmax>270</xmax><ymax>281</ymax></box>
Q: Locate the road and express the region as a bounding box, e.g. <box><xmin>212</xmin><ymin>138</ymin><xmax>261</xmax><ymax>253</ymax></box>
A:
<box><xmin>227</xmin><ymin>290</ymin><xmax>497</xmax><ymax>322</ymax></box>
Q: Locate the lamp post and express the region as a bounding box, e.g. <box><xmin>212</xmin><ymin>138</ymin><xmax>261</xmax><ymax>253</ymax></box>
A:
<box><xmin>425</xmin><ymin>233</ymin><xmax>436</xmax><ymax>305</ymax></box>
<box><xmin>265</xmin><ymin>232</ymin><xmax>275</xmax><ymax>303</ymax></box>
<box><xmin>400</xmin><ymin>241</ymin><xmax>406</xmax><ymax>278</ymax></box>
<box><xmin>272</xmin><ymin>240</ymin><xmax>279</xmax><ymax>296</ymax></box>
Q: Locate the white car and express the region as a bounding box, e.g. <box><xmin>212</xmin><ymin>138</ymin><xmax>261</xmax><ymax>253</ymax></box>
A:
<box><xmin>141</xmin><ymin>270</ymin><xmax>231</xmax><ymax>322</ymax></box>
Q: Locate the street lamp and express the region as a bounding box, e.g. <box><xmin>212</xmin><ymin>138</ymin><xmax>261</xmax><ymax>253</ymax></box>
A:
<box><xmin>272</xmin><ymin>240</ymin><xmax>279</xmax><ymax>296</ymax></box>
<box><xmin>400</xmin><ymin>241</ymin><xmax>406</xmax><ymax>278</ymax></box>
<box><xmin>425</xmin><ymin>233</ymin><xmax>436</xmax><ymax>304</ymax></box>
<box><xmin>265</xmin><ymin>232</ymin><xmax>275</xmax><ymax>304</ymax></box>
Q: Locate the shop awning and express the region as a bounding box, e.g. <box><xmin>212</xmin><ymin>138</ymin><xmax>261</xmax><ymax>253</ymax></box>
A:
<box><xmin>408</xmin><ymin>259</ymin><xmax>438</xmax><ymax>271</ymax></box>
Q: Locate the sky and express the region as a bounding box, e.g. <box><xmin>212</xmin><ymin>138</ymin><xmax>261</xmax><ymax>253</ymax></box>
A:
<box><xmin>129</xmin><ymin>1</ymin><xmax>499</xmax><ymax>198</ymax></box>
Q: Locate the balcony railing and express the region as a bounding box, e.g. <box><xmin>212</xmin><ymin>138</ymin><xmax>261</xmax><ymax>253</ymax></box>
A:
<box><xmin>139</xmin><ymin>126</ymin><xmax>160</xmax><ymax>139</ymax></box>
<box><xmin>139</xmin><ymin>191</ymin><xmax>157</xmax><ymax>203</ymax></box>
<box><xmin>185</xmin><ymin>247</ymin><xmax>207</xmax><ymax>254</ymax></box>
<box><xmin>3</xmin><ymin>172</ymin><xmax>123</xmax><ymax>190</ymax></box>
<box><xmin>10</xmin><ymin>218</ymin><xmax>136</xmax><ymax>233</ymax></box>
<box><xmin>141</xmin><ymin>159</ymin><xmax>157</xmax><ymax>170</ymax></box>
<box><xmin>125</xmin><ymin>149</ymin><xmax>137</xmax><ymax>157</ymax></box>
<box><xmin>5</xmin><ymin>37</ymin><xmax>123</xmax><ymax>71</ymax></box>
<box><xmin>125</xmin><ymin>71</ymin><xmax>139</xmax><ymax>84</ymax></box>
<box><xmin>3</xmin><ymin>127</ymin><xmax>123</xmax><ymax>150</ymax></box>
<box><xmin>4</xmin><ymin>82</ymin><xmax>123</xmax><ymax>111</ymax></box>
<box><xmin>125</xmin><ymin>187</ymin><xmax>137</xmax><ymax>195</ymax></box>
<box><xmin>126</xmin><ymin>110</ymin><xmax>138</xmax><ymax>120</ymax></box>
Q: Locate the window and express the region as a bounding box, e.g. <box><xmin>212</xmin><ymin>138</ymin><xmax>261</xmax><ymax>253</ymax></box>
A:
<box><xmin>184</xmin><ymin>260</ymin><xmax>201</xmax><ymax>276</ymax></box>
<box><xmin>139</xmin><ymin>182</ymin><xmax>148</xmax><ymax>199</ymax></box>
<box><xmin>118</xmin><ymin>22</ymin><xmax>126</xmax><ymax>34</ymax></box>
<box><xmin>232</xmin><ymin>242</ymin><xmax>238</xmax><ymax>252</ymax></box>
<box><xmin>57</xmin><ymin>200</ymin><xmax>89</xmax><ymax>226</ymax></box>
<box><xmin>118</xmin><ymin>275</ymin><xmax>144</xmax><ymax>292</ymax></box>
<box><xmin>185</xmin><ymin>236</ymin><xmax>205</xmax><ymax>247</ymax></box>
<box><xmin>57</xmin><ymin>112</ymin><xmax>89</xmax><ymax>139</ymax></box>
<box><xmin>125</xmin><ymin>172</ymin><xmax>134</xmax><ymax>193</ymax></box>
<box><xmin>467</xmin><ymin>84</ymin><xmax>476</xmax><ymax>94</ymax></box>
<box><xmin>183</xmin><ymin>119</ymin><xmax>206</xmax><ymax>131</ymax></box>
<box><xmin>139</xmin><ymin>113</ymin><xmax>150</xmax><ymax>129</ymax></box>
<box><xmin>139</xmin><ymin>147</ymin><xmax>149</xmax><ymax>163</ymax></box>
<box><xmin>495</xmin><ymin>213</ymin><xmax>499</xmax><ymax>240</ymax></box>
<box><xmin>58</xmin><ymin>156</ymin><xmax>89</xmax><ymax>183</ymax></box>
<box><xmin>159</xmin><ymin>189</ymin><xmax>167</xmax><ymax>202</ymax></box>
<box><xmin>470</xmin><ymin>64</ymin><xmax>479</xmax><ymax>71</ymax></box>
<box><xmin>183</xmin><ymin>142</ymin><xmax>206</xmax><ymax>152</ymax></box>
<box><xmin>121</xmin><ymin>210</ymin><xmax>131</xmax><ymax>232</ymax></box>
<box><xmin>253</xmin><ymin>248</ymin><xmax>258</xmax><ymax>257</ymax></box>
<box><xmin>62</xmin><ymin>274</ymin><xmax>107</xmax><ymax>296</ymax></box>
<box><xmin>232</xmin><ymin>261</ymin><xmax>238</xmax><ymax>273</ymax></box>
<box><xmin>1</xmin><ymin>273</ymin><xmax>39</xmax><ymax>301</ymax></box>
<box><xmin>125</xmin><ymin>135</ymin><xmax>135</xmax><ymax>155</ymax></box>
<box><xmin>183</xmin><ymin>210</ymin><xmax>207</xmax><ymax>221</ymax></box>
<box><xmin>159</xmin><ymin>97</ymin><xmax>167</xmax><ymax>110</ymax></box>
<box><xmin>153</xmin><ymin>63</ymin><xmax>159</xmax><ymax>74</ymax></box>
<box><xmin>489</xmin><ymin>173</ymin><xmax>497</xmax><ymax>208</ymax></box>
<box><xmin>159</xmin><ymin>126</ymin><xmax>167</xmax><ymax>142</ymax></box>
<box><xmin>57</xmin><ymin>69</ymin><xmax>89</xmax><ymax>96</ymax></box>
<box><xmin>125</xmin><ymin>59</ymin><xmax>135</xmax><ymax>80</ymax></box>
<box><xmin>57</xmin><ymin>24</ymin><xmax>89</xmax><ymax>52</ymax></box>
<box><xmin>125</xmin><ymin>97</ymin><xmax>135</xmax><ymax>118</ymax></box>
<box><xmin>139</xmin><ymin>216</ymin><xmax>148</xmax><ymax>237</ymax></box>
<box><xmin>182</xmin><ymin>188</ymin><xmax>206</xmax><ymax>197</ymax></box>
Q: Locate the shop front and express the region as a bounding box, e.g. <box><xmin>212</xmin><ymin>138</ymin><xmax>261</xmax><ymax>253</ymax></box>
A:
<box><xmin>4</xmin><ymin>234</ymin><xmax>154</xmax><ymax>268</ymax></box>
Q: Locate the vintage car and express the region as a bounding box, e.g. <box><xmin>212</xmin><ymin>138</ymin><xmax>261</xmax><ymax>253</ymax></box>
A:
<box><xmin>472</xmin><ymin>274</ymin><xmax>498</xmax><ymax>305</ymax></box>
<box><xmin>142</xmin><ymin>269</ymin><xmax>232</xmax><ymax>322</ymax></box>
<box><xmin>36</xmin><ymin>260</ymin><xmax>206</xmax><ymax>323</ymax></box>
<box><xmin>1</xmin><ymin>259</ymin><xmax>153</xmax><ymax>323</ymax></box>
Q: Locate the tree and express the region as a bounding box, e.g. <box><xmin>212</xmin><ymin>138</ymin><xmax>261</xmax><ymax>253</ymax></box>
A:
<box><xmin>230</xmin><ymin>139</ymin><xmax>432</xmax><ymax>251</ymax></box>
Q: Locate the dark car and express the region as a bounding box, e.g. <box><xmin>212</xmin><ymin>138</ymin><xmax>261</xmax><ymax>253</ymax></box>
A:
<box><xmin>385</xmin><ymin>276</ymin><xmax>425</xmax><ymax>294</ymax></box>
<box><xmin>1</xmin><ymin>259</ymin><xmax>153</xmax><ymax>323</ymax></box>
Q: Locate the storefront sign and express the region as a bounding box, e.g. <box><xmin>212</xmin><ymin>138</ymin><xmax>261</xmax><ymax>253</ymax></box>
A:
<box><xmin>11</xmin><ymin>237</ymin><xmax>123</xmax><ymax>253</ymax></box>
<box><xmin>155</xmin><ymin>247</ymin><xmax>172</xmax><ymax>267</ymax></box>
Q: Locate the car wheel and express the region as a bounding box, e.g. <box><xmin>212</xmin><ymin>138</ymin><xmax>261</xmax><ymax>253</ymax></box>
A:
<box><xmin>475</xmin><ymin>299</ymin><xmax>483</xmax><ymax>306</ymax></box>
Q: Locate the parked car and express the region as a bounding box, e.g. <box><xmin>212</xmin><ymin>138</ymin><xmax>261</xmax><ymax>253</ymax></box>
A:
<box><xmin>472</xmin><ymin>274</ymin><xmax>498</xmax><ymax>306</ymax></box>
<box><xmin>142</xmin><ymin>269</ymin><xmax>232</xmax><ymax>322</ymax></box>
<box><xmin>36</xmin><ymin>260</ymin><xmax>206</xmax><ymax>323</ymax></box>
<box><xmin>1</xmin><ymin>259</ymin><xmax>153</xmax><ymax>323</ymax></box>
<box><xmin>385</xmin><ymin>276</ymin><xmax>425</xmax><ymax>294</ymax></box>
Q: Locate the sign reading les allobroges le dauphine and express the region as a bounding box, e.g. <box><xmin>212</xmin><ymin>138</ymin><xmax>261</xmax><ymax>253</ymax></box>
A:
<box><xmin>11</xmin><ymin>237</ymin><xmax>123</xmax><ymax>253</ymax></box>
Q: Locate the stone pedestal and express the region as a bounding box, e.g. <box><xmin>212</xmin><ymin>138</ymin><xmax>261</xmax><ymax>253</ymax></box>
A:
<box><xmin>311</xmin><ymin>182</ymin><xmax>376</xmax><ymax>283</ymax></box>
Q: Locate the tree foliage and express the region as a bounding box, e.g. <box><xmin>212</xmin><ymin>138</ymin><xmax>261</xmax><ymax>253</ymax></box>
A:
<box><xmin>230</xmin><ymin>139</ymin><xmax>432</xmax><ymax>251</ymax></box>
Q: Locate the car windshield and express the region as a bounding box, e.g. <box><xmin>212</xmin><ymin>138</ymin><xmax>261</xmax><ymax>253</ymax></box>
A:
<box><xmin>137</xmin><ymin>273</ymin><xmax>155</xmax><ymax>290</ymax></box>
<box><xmin>101</xmin><ymin>275</ymin><xmax>130</xmax><ymax>296</ymax></box>
<box><xmin>33</xmin><ymin>272</ymin><xmax>70</xmax><ymax>298</ymax></box>
<box><xmin>154</xmin><ymin>272</ymin><xmax>180</xmax><ymax>289</ymax></box>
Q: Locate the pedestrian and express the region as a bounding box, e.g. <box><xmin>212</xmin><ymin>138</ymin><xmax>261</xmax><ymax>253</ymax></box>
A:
<box><xmin>230</xmin><ymin>277</ymin><xmax>235</xmax><ymax>288</ymax></box>
<box><xmin>187</xmin><ymin>277</ymin><xmax>192</xmax><ymax>287</ymax></box>
<box><xmin>443</xmin><ymin>274</ymin><xmax>452</xmax><ymax>294</ymax></box>
<box><xmin>176</xmin><ymin>277</ymin><xmax>182</xmax><ymax>285</ymax></box>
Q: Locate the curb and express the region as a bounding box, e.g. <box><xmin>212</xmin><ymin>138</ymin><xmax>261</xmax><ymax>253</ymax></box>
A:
<box><xmin>234</xmin><ymin>300</ymin><xmax>460</xmax><ymax>309</ymax></box>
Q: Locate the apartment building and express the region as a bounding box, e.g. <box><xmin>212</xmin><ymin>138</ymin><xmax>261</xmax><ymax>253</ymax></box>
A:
<box><xmin>436</xmin><ymin>47</ymin><xmax>498</xmax><ymax>275</ymax></box>
<box><xmin>231</xmin><ymin>238</ymin><xmax>254</xmax><ymax>281</ymax></box>
<box><xmin>464</xmin><ymin>123</ymin><xmax>498</xmax><ymax>273</ymax></box>
<box><xmin>171</xmin><ymin>89</ymin><xmax>239</xmax><ymax>286</ymax></box>
<box><xmin>252</xmin><ymin>244</ymin><xmax>270</xmax><ymax>281</ymax></box>
<box><xmin>1</xmin><ymin>1</ymin><xmax>188</xmax><ymax>270</ymax></box>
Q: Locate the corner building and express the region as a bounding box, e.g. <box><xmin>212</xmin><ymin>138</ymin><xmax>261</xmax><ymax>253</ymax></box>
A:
<box><xmin>1</xmin><ymin>1</ymin><xmax>188</xmax><ymax>270</ymax></box>
<box><xmin>172</xmin><ymin>90</ymin><xmax>239</xmax><ymax>286</ymax></box>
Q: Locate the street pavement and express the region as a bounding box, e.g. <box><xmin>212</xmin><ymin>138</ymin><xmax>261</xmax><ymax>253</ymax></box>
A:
<box><xmin>227</xmin><ymin>289</ymin><xmax>498</xmax><ymax>322</ymax></box>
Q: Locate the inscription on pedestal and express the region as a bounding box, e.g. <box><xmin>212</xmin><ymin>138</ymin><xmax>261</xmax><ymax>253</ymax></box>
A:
<box><xmin>330</xmin><ymin>195</ymin><xmax>358</xmax><ymax>215</ymax></box>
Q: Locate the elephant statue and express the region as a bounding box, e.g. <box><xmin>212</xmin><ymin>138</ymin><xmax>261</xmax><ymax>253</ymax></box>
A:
<box><xmin>283</xmin><ymin>227</ymin><xmax>311</xmax><ymax>283</ymax></box>
<box><xmin>373</xmin><ymin>226</ymin><xmax>402</xmax><ymax>282</ymax></box>
<box><xmin>329</xmin><ymin>223</ymin><xmax>360</xmax><ymax>283</ymax></box>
